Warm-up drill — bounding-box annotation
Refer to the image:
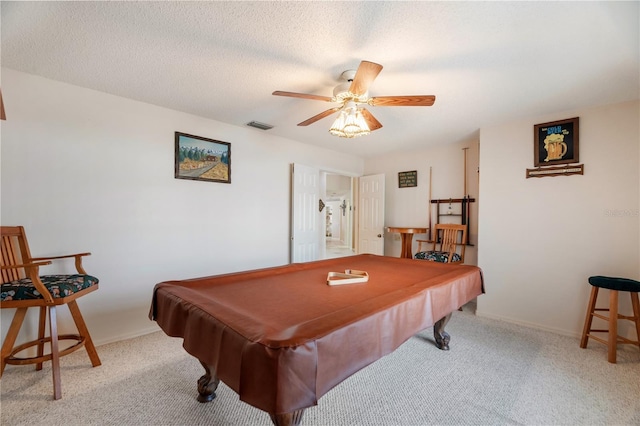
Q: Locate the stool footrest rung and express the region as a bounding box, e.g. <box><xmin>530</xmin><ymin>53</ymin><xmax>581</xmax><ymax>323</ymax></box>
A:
<box><xmin>618</xmin><ymin>314</ymin><xmax>638</xmax><ymax>321</ymax></box>
<box><xmin>585</xmin><ymin>334</ymin><xmax>608</xmax><ymax>345</ymax></box>
<box><xmin>617</xmin><ymin>336</ymin><xmax>640</xmax><ymax>346</ymax></box>
<box><xmin>5</xmin><ymin>334</ymin><xmax>86</xmax><ymax>366</ymax></box>
<box><xmin>585</xmin><ymin>333</ymin><xmax>640</xmax><ymax>346</ymax></box>
<box><xmin>592</xmin><ymin>313</ymin><xmax>610</xmax><ymax>321</ymax></box>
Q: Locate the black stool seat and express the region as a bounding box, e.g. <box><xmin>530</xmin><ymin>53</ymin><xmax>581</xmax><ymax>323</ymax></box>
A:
<box><xmin>581</xmin><ymin>275</ymin><xmax>640</xmax><ymax>363</ymax></box>
<box><xmin>589</xmin><ymin>276</ymin><xmax>640</xmax><ymax>292</ymax></box>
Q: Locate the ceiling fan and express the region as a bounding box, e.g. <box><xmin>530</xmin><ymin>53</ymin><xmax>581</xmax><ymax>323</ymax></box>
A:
<box><xmin>272</xmin><ymin>60</ymin><xmax>435</xmax><ymax>138</ymax></box>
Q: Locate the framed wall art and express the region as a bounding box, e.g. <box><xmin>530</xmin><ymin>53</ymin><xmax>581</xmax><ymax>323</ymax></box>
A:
<box><xmin>533</xmin><ymin>117</ymin><xmax>579</xmax><ymax>167</ymax></box>
<box><xmin>175</xmin><ymin>132</ymin><xmax>231</xmax><ymax>184</ymax></box>
<box><xmin>398</xmin><ymin>170</ymin><xmax>417</xmax><ymax>188</ymax></box>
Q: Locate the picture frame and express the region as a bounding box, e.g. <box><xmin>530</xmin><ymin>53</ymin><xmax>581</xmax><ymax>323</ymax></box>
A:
<box><xmin>398</xmin><ymin>170</ymin><xmax>417</xmax><ymax>188</ymax></box>
<box><xmin>175</xmin><ymin>132</ymin><xmax>231</xmax><ymax>184</ymax></box>
<box><xmin>533</xmin><ymin>117</ymin><xmax>579</xmax><ymax>167</ymax></box>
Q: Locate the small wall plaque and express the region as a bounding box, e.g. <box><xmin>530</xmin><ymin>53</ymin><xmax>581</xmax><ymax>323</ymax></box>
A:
<box><xmin>398</xmin><ymin>170</ymin><xmax>417</xmax><ymax>188</ymax></box>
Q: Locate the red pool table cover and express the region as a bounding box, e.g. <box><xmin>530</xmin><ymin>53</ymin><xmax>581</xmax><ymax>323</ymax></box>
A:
<box><xmin>150</xmin><ymin>254</ymin><xmax>484</xmax><ymax>415</ymax></box>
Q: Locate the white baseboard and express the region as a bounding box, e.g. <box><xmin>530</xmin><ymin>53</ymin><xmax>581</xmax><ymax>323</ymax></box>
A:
<box><xmin>475</xmin><ymin>310</ymin><xmax>580</xmax><ymax>339</ymax></box>
<box><xmin>93</xmin><ymin>324</ymin><xmax>162</xmax><ymax>347</ymax></box>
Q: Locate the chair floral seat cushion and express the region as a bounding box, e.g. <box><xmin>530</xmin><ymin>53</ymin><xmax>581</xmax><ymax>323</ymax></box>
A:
<box><xmin>0</xmin><ymin>274</ymin><xmax>99</xmax><ymax>301</ymax></box>
<box><xmin>414</xmin><ymin>251</ymin><xmax>462</xmax><ymax>263</ymax></box>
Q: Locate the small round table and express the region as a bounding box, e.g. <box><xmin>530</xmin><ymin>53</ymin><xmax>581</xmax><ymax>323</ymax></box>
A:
<box><xmin>386</xmin><ymin>227</ymin><xmax>428</xmax><ymax>259</ymax></box>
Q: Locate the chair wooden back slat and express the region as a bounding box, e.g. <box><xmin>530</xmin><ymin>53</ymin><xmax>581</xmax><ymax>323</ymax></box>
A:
<box><xmin>440</xmin><ymin>228</ymin><xmax>459</xmax><ymax>254</ymax></box>
<box><xmin>1</xmin><ymin>226</ymin><xmax>33</xmax><ymax>283</ymax></box>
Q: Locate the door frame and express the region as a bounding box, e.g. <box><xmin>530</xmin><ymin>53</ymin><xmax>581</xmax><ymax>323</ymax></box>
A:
<box><xmin>291</xmin><ymin>164</ymin><xmax>360</xmax><ymax>263</ymax></box>
<box><xmin>321</xmin><ymin>170</ymin><xmax>357</xmax><ymax>257</ymax></box>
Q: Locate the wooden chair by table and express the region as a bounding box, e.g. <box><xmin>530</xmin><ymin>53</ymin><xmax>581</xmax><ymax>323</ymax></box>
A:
<box><xmin>0</xmin><ymin>226</ymin><xmax>101</xmax><ymax>399</ymax></box>
<box><xmin>414</xmin><ymin>224</ymin><xmax>467</xmax><ymax>264</ymax></box>
<box><xmin>580</xmin><ymin>276</ymin><xmax>640</xmax><ymax>363</ymax></box>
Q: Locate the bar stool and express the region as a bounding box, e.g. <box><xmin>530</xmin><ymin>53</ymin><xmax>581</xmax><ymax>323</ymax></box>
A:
<box><xmin>580</xmin><ymin>276</ymin><xmax>640</xmax><ymax>363</ymax></box>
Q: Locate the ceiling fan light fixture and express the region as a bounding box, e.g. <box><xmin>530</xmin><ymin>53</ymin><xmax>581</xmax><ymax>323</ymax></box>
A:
<box><xmin>329</xmin><ymin>104</ymin><xmax>370</xmax><ymax>139</ymax></box>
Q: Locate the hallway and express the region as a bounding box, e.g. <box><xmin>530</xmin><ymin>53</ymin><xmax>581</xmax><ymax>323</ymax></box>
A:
<box><xmin>323</xmin><ymin>239</ymin><xmax>354</xmax><ymax>259</ymax></box>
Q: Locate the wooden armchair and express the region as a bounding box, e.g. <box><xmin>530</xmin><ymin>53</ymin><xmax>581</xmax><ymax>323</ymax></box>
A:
<box><xmin>414</xmin><ymin>223</ymin><xmax>467</xmax><ymax>264</ymax></box>
<box><xmin>1</xmin><ymin>226</ymin><xmax>101</xmax><ymax>399</ymax></box>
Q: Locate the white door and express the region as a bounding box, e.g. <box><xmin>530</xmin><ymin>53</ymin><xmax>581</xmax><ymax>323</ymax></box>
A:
<box><xmin>358</xmin><ymin>174</ymin><xmax>385</xmax><ymax>255</ymax></box>
<box><xmin>291</xmin><ymin>163</ymin><xmax>321</xmax><ymax>263</ymax></box>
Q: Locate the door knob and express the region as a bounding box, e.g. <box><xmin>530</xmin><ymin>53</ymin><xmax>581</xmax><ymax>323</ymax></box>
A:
<box><xmin>377</xmin><ymin>234</ymin><xmax>382</xmax><ymax>238</ymax></box>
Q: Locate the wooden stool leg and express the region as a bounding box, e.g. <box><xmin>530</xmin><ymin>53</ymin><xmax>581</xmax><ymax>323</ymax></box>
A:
<box><xmin>608</xmin><ymin>290</ymin><xmax>618</xmax><ymax>364</ymax></box>
<box><xmin>1</xmin><ymin>307</ymin><xmax>28</xmax><ymax>377</ymax></box>
<box><xmin>580</xmin><ymin>286</ymin><xmax>598</xmax><ymax>348</ymax></box>
<box><xmin>36</xmin><ymin>306</ymin><xmax>47</xmax><ymax>371</ymax></box>
<box><xmin>631</xmin><ymin>292</ymin><xmax>640</xmax><ymax>349</ymax></box>
<box><xmin>48</xmin><ymin>306</ymin><xmax>62</xmax><ymax>400</ymax></box>
<box><xmin>68</xmin><ymin>300</ymin><xmax>101</xmax><ymax>367</ymax></box>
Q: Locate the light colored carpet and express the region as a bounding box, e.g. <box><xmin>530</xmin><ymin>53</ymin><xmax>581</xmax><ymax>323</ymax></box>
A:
<box><xmin>1</xmin><ymin>309</ymin><xmax>639</xmax><ymax>425</ymax></box>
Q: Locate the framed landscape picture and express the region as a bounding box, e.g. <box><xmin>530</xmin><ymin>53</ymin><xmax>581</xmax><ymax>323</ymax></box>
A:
<box><xmin>174</xmin><ymin>132</ymin><xmax>231</xmax><ymax>184</ymax></box>
<box><xmin>533</xmin><ymin>117</ymin><xmax>579</xmax><ymax>167</ymax></box>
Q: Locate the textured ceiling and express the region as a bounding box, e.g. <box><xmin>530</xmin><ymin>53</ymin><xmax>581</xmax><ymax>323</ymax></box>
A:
<box><xmin>2</xmin><ymin>1</ymin><xmax>638</xmax><ymax>158</ymax></box>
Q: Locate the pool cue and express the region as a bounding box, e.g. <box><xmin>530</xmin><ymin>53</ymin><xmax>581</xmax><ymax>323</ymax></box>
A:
<box><xmin>428</xmin><ymin>166</ymin><xmax>432</xmax><ymax>241</ymax></box>
<box><xmin>462</xmin><ymin>147</ymin><xmax>470</xmax><ymax>243</ymax></box>
<box><xmin>463</xmin><ymin>147</ymin><xmax>469</xmax><ymax>197</ymax></box>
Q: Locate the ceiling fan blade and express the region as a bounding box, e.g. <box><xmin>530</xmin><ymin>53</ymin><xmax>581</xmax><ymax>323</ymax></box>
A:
<box><xmin>348</xmin><ymin>61</ymin><xmax>383</xmax><ymax>96</ymax></box>
<box><xmin>370</xmin><ymin>95</ymin><xmax>436</xmax><ymax>107</ymax></box>
<box><xmin>297</xmin><ymin>107</ymin><xmax>341</xmax><ymax>126</ymax></box>
<box><xmin>272</xmin><ymin>91</ymin><xmax>333</xmax><ymax>102</ymax></box>
<box><xmin>360</xmin><ymin>108</ymin><xmax>383</xmax><ymax>131</ymax></box>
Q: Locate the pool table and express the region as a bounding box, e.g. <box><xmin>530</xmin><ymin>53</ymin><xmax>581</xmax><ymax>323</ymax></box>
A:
<box><xmin>150</xmin><ymin>254</ymin><xmax>483</xmax><ymax>425</ymax></box>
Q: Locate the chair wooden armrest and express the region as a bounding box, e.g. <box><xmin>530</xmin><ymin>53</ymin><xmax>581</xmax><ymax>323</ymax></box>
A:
<box><xmin>31</xmin><ymin>252</ymin><xmax>91</xmax><ymax>274</ymax></box>
<box><xmin>31</xmin><ymin>252</ymin><xmax>91</xmax><ymax>261</ymax></box>
<box><xmin>0</xmin><ymin>260</ymin><xmax>53</xmax><ymax>269</ymax></box>
<box><xmin>415</xmin><ymin>239</ymin><xmax>434</xmax><ymax>253</ymax></box>
<box><xmin>1</xmin><ymin>261</ymin><xmax>54</xmax><ymax>303</ymax></box>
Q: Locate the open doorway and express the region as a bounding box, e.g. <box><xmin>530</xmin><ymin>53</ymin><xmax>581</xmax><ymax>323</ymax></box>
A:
<box><xmin>291</xmin><ymin>165</ymin><xmax>384</xmax><ymax>262</ymax></box>
<box><xmin>322</xmin><ymin>172</ymin><xmax>355</xmax><ymax>259</ymax></box>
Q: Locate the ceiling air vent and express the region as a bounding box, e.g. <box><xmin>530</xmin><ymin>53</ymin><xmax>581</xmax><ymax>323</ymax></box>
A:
<box><xmin>246</xmin><ymin>121</ymin><xmax>274</xmax><ymax>131</ymax></box>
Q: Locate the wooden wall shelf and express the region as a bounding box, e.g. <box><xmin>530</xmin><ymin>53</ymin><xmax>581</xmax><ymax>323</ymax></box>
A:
<box><xmin>526</xmin><ymin>164</ymin><xmax>584</xmax><ymax>178</ymax></box>
<box><xmin>430</xmin><ymin>197</ymin><xmax>476</xmax><ymax>244</ymax></box>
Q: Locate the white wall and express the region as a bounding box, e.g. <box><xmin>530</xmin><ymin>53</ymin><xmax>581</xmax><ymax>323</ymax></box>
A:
<box><xmin>478</xmin><ymin>100</ymin><xmax>639</xmax><ymax>339</ymax></box>
<box><xmin>3</xmin><ymin>67</ymin><xmax>638</xmax><ymax>350</ymax></box>
<box><xmin>365</xmin><ymin>138</ymin><xmax>480</xmax><ymax>264</ymax></box>
<box><xmin>325</xmin><ymin>202</ymin><xmax>341</xmax><ymax>239</ymax></box>
<box><xmin>0</xmin><ymin>68</ymin><xmax>364</xmax><ymax>346</ymax></box>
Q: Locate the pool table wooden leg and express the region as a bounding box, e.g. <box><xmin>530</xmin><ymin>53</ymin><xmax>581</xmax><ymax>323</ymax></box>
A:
<box><xmin>269</xmin><ymin>409</ymin><xmax>305</xmax><ymax>426</ymax></box>
<box><xmin>195</xmin><ymin>361</ymin><xmax>304</xmax><ymax>425</ymax></box>
<box><xmin>434</xmin><ymin>313</ymin><xmax>452</xmax><ymax>350</ymax></box>
<box><xmin>196</xmin><ymin>361</ymin><xmax>220</xmax><ymax>403</ymax></box>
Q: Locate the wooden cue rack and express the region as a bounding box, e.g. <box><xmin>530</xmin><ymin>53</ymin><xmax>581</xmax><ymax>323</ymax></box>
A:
<box><xmin>430</xmin><ymin>196</ymin><xmax>475</xmax><ymax>245</ymax></box>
